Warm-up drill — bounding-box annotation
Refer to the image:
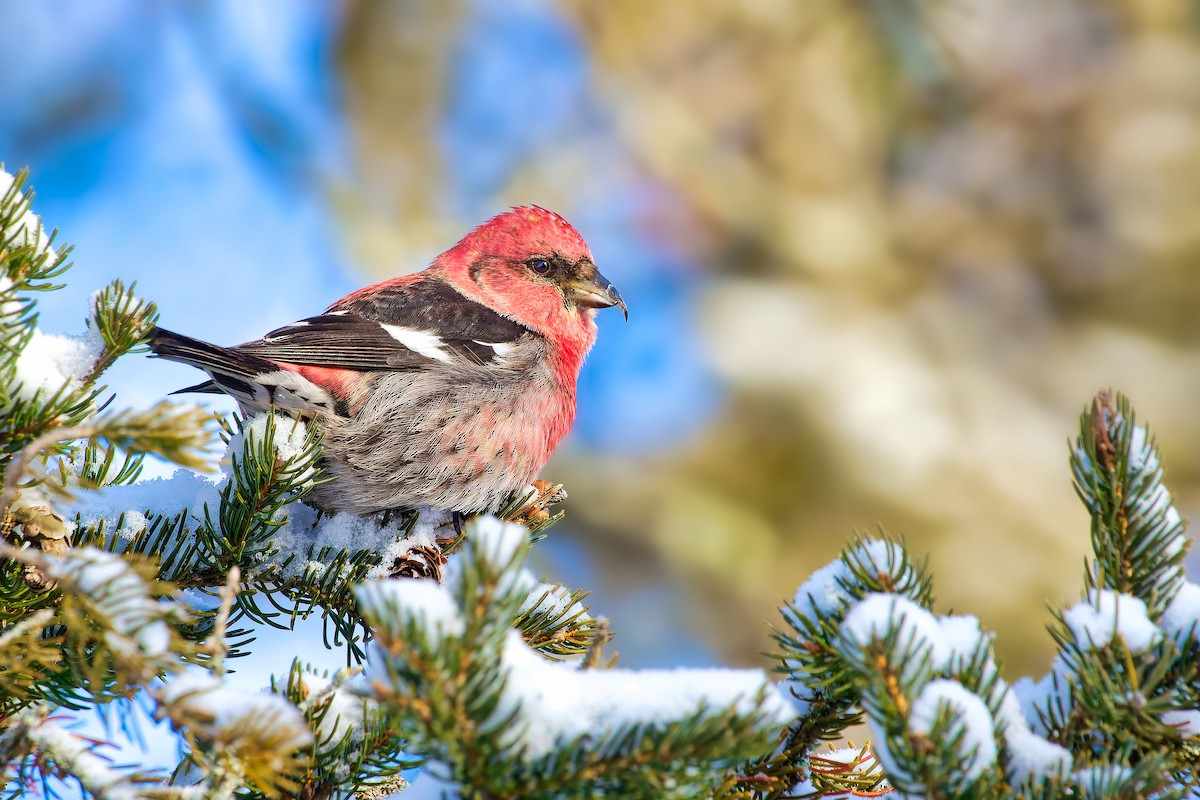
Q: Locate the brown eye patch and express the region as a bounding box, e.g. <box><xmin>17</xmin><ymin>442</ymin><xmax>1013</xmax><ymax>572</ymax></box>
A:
<box><xmin>525</xmin><ymin>254</ymin><xmax>578</xmax><ymax>279</ymax></box>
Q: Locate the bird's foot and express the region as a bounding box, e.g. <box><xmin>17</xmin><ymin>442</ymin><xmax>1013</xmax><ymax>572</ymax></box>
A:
<box><xmin>503</xmin><ymin>480</ymin><xmax>568</xmax><ymax>528</ymax></box>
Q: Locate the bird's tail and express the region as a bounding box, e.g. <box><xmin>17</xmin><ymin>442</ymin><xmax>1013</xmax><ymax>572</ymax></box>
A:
<box><xmin>147</xmin><ymin>326</ymin><xmax>277</xmax><ymax>399</ymax></box>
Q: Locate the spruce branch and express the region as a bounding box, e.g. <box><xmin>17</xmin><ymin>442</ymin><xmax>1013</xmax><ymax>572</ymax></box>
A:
<box><xmin>0</xmin><ymin>541</ymin><xmax>198</xmax><ymax>699</ymax></box>
<box><xmin>87</xmin><ymin>279</ymin><xmax>159</xmax><ymax>382</ymax></box>
<box><xmin>359</xmin><ymin>516</ymin><xmax>794</xmax><ymax>799</ymax></box>
<box><xmin>742</xmin><ymin>536</ymin><xmax>932</xmax><ymax>796</ymax></box>
<box><xmin>1037</xmin><ymin>590</ymin><xmax>1200</xmax><ymax>783</ymax></box>
<box><xmin>194</xmin><ymin>413</ymin><xmax>323</xmax><ymax>578</ymax></box>
<box><xmin>6</xmin><ymin>704</ymin><xmax>144</xmax><ymax>800</ymax></box>
<box><xmin>154</xmin><ymin>673</ymin><xmax>313</xmax><ymax>800</ymax></box>
<box><xmin>2</xmin><ymin>402</ymin><xmax>217</xmax><ymax>518</ymax></box>
<box><xmin>7</xmin><ymin>163</ymin><xmax>1200</xmax><ymax>798</ymax></box>
<box><xmin>0</xmin><ymin>703</ymin><xmax>209</xmax><ymax>799</ymax></box>
<box><xmin>67</xmin><ymin>436</ymin><xmax>146</xmax><ymax>491</ymax></box>
<box><xmin>579</xmin><ymin>615</ymin><xmax>610</xmax><ymax>669</ymax></box>
<box><xmin>91</xmin><ymin>403</ymin><xmax>219</xmax><ymax>474</ymax></box>
<box><xmin>69</xmin><ymin>413</ymin><xmax>469</xmax><ymax>665</ymax></box>
<box><xmin>0</xmin><ymin>174</ymin><xmax>96</xmax><ymax>471</ymax></box>
<box><xmin>1</xmin><ymin>424</ymin><xmax>99</xmax><ymax>515</ymax></box>
<box><xmin>517</xmin><ymin>584</ymin><xmax>602</xmax><ymax>661</ymax></box>
<box><xmin>208</xmin><ymin>566</ymin><xmax>240</xmax><ymax>678</ymax></box>
<box><xmin>76</xmin><ymin>505</ymin><xmax>206</xmax><ymax>589</ymax></box>
<box><xmin>0</xmin><ymin>382</ymin><xmax>98</xmax><ymax>472</ymax></box>
<box><xmin>497</xmin><ymin>480</ymin><xmax>567</xmax><ymax>539</ymax></box>
<box><xmin>261</xmin><ymin>661</ymin><xmax>416</xmax><ymax>800</ymax></box>
<box><xmin>831</xmin><ymin>594</ymin><xmax>1004</xmax><ymax>796</ymax></box>
<box><xmin>0</xmin><ymin>609</ymin><xmax>60</xmax><ymax>708</ymax></box>
<box><xmin>1072</xmin><ymin>390</ymin><xmax>1189</xmax><ymax>617</ymax></box>
<box><xmin>0</xmin><ymin>264</ymin><xmax>36</xmax><ymax>395</ymax></box>
<box><xmin>788</xmin><ymin>745</ymin><xmax>890</xmax><ymax>799</ymax></box>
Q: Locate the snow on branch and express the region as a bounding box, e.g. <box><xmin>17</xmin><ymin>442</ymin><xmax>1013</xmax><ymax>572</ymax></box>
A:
<box><xmin>155</xmin><ymin>671</ymin><xmax>313</xmax><ymax>798</ymax></box>
<box><xmin>11</xmin><ymin>705</ymin><xmax>141</xmax><ymax>800</ymax></box>
<box><xmin>0</xmin><ymin>539</ymin><xmax>194</xmax><ymax>696</ymax></box>
<box><xmin>773</xmin><ymin>537</ymin><xmax>1078</xmax><ymax>795</ymax></box>
<box><xmin>0</xmin><ymin>168</ymin><xmax>57</xmax><ymax>262</ymax></box>
<box><xmin>1062</xmin><ymin>590</ymin><xmax>1161</xmax><ymax>653</ymax></box>
<box><xmin>357</xmin><ymin>515</ymin><xmax>794</xmax><ymax>795</ymax></box>
<box><xmin>493</xmin><ymin>628</ymin><xmax>794</xmax><ymax>760</ymax></box>
<box><xmin>1072</xmin><ymin>390</ymin><xmax>1190</xmax><ymax>617</ymax></box>
<box><xmin>1161</xmin><ymin>581</ymin><xmax>1200</xmax><ymax>642</ymax></box>
<box><xmin>11</xmin><ymin>327</ymin><xmax>103</xmax><ymax>403</ymax></box>
<box><xmin>908</xmin><ymin>679</ymin><xmax>998</xmax><ymax>783</ymax></box>
<box><xmin>47</xmin><ymin>547</ymin><xmax>185</xmax><ymax>660</ymax></box>
<box><xmin>757</xmin><ymin>391</ymin><xmax>1200</xmax><ymax>798</ymax></box>
<box><xmin>274</xmin><ymin>660</ymin><xmax>415</xmax><ymax>798</ymax></box>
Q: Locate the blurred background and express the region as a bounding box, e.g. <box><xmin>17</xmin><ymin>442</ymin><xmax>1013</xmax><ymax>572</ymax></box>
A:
<box><xmin>4</xmin><ymin>0</ymin><xmax>1200</xmax><ymax>683</ymax></box>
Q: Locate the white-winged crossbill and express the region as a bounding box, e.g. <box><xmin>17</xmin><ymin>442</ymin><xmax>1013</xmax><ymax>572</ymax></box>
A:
<box><xmin>148</xmin><ymin>207</ymin><xmax>626</xmax><ymax>514</ymax></box>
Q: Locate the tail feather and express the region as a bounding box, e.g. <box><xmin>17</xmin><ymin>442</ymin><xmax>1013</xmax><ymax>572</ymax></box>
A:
<box><xmin>148</xmin><ymin>327</ymin><xmax>277</xmax><ymax>376</ymax></box>
<box><xmin>148</xmin><ymin>327</ymin><xmax>339</xmax><ymax>417</ymax></box>
<box><xmin>169</xmin><ymin>380</ymin><xmax>223</xmax><ymax>395</ymax></box>
<box><xmin>149</xmin><ymin>327</ymin><xmax>278</xmax><ymax>409</ymax></box>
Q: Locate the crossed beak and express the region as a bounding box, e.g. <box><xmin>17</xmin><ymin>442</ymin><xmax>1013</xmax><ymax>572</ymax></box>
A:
<box><xmin>567</xmin><ymin>268</ymin><xmax>628</xmax><ymax>320</ymax></box>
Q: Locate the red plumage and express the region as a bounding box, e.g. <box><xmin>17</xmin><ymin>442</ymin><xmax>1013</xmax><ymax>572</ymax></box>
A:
<box><xmin>149</xmin><ymin>207</ymin><xmax>625</xmax><ymax>514</ymax></box>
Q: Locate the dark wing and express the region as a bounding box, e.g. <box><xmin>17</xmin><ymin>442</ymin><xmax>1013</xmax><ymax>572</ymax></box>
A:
<box><xmin>233</xmin><ymin>277</ymin><xmax>529</xmax><ymax>371</ymax></box>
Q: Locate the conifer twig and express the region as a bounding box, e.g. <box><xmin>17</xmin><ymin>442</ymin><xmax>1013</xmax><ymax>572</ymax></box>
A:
<box><xmin>211</xmin><ymin>566</ymin><xmax>241</xmax><ymax>678</ymax></box>
<box><xmin>1</xmin><ymin>425</ymin><xmax>98</xmax><ymax>515</ymax></box>
<box><xmin>1092</xmin><ymin>390</ymin><xmax>1117</xmax><ymax>472</ymax></box>
<box><xmin>581</xmin><ymin>615</ymin><xmax>610</xmax><ymax>671</ymax></box>
<box><xmin>0</xmin><ymin>608</ymin><xmax>54</xmax><ymax>651</ymax></box>
<box><xmin>17</xmin><ymin>704</ymin><xmax>141</xmax><ymax>799</ymax></box>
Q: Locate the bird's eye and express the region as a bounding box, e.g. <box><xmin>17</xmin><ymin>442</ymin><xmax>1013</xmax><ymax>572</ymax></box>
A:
<box><xmin>528</xmin><ymin>258</ymin><xmax>552</xmax><ymax>275</ymax></box>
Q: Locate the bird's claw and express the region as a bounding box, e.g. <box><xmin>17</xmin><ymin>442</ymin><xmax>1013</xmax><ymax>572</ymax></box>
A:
<box><xmin>505</xmin><ymin>480</ymin><xmax>568</xmax><ymax>527</ymax></box>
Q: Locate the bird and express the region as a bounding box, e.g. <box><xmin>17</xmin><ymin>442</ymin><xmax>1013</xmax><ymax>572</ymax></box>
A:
<box><xmin>147</xmin><ymin>206</ymin><xmax>625</xmax><ymax>515</ymax></box>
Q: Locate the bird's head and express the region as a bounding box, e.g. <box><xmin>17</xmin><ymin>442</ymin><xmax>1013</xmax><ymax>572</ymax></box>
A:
<box><xmin>435</xmin><ymin>207</ymin><xmax>626</xmax><ymax>349</ymax></box>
